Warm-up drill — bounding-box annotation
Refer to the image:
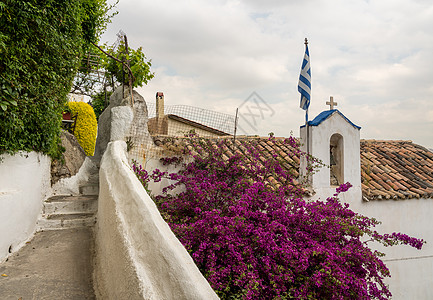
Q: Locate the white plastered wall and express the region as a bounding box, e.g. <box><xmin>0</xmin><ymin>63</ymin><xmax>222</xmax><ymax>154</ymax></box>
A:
<box><xmin>0</xmin><ymin>152</ymin><xmax>51</xmax><ymax>261</ymax></box>
<box><xmin>300</xmin><ymin>111</ymin><xmax>361</xmax><ymax>202</ymax></box>
<box><xmin>144</xmin><ymin>156</ymin><xmax>189</xmax><ymax>197</ymax></box>
<box><xmin>300</xmin><ymin>111</ymin><xmax>433</xmax><ymax>300</ymax></box>
<box><xmin>356</xmin><ymin>197</ymin><xmax>433</xmax><ymax>300</ymax></box>
<box><xmin>94</xmin><ymin>141</ymin><xmax>218</xmax><ymax>300</ymax></box>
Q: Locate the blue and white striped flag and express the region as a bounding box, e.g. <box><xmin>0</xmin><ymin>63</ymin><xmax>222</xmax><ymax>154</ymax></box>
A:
<box><xmin>298</xmin><ymin>45</ymin><xmax>311</xmax><ymax>111</ymax></box>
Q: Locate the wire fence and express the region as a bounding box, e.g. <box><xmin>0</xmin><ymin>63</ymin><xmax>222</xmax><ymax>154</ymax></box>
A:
<box><xmin>146</xmin><ymin>102</ymin><xmax>237</xmax><ymax>137</ymax></box>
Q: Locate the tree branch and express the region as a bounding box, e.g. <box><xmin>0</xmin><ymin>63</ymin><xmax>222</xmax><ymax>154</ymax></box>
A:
<box><xmin>91</xmin><ymin>41</ymin><xmax>136</xmax><ymax>85</ymax></box>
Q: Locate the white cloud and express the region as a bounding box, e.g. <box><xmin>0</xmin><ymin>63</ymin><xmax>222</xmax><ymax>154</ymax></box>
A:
<box><xmin>102</xmin><ymin>0</ymin><xmax>433</xmax><ymax>149</ymax></box>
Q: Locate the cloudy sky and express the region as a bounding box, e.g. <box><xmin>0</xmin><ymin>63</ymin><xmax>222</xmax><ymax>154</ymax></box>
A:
<box><xmin>101</xmin><ymin>0</ymin><xmax>433</xmax><ymax>149</ymax></box>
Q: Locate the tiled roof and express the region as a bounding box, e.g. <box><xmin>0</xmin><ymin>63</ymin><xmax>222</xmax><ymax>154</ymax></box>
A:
<box><xmin>152</xmin><ymin>136</ymin><xmax>433</xmax><ymax>200</ymax></box>
<box><xmin>152</xmin><ymin>136</ymin><xmax>304</xmax><ymax>193</ymax></box>
<box><xmin>153</xmin><ymin>135</ymin><xmax>300</xmax><ymax>176</ymax></box>
<box><xmin>361</xmin><ymin>140</ymin><xmax>433</xmax><ymax>200</ymax></box>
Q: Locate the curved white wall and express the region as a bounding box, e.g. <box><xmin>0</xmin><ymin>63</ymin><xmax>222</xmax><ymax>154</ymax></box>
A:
<box><xmin>0</xmin><ymin>152</ymin><xmax>51</xmax><ymax>261</ymax></box>
<box><xmin>94</xmin><ymin>141</ymin><xmax>218</xmax><ymax>299</ymax></box>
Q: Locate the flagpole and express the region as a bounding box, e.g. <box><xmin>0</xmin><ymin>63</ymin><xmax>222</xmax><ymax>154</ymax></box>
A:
<box><xmin>298</xmin><ymin>37</ymin><xmax>311</xmax><ymax>161</ymax></box>
<box><xmin>304</xmin><ymin>38</ymin><xmax>309</xmax><ymax>156</ymax></box>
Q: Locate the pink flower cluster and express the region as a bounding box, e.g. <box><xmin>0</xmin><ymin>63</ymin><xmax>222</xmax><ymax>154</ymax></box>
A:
<box><xmin>132</xmin><ymin>136</ymin><xmax>424</xmax><ymax>299</ymax></box>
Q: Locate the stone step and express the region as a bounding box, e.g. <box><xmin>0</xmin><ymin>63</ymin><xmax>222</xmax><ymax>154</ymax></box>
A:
<box><xmin>79</xmin><ymin>183</ymin><xmax>99</xmax><ymax>195</ymax></box>
<box><xmin>37</xmin><ymin>213</ymin><xmax>96</xmax><ymax>231</ymax></box>
<box><xmin>87</xmin><ymin>173</ymin><xmax>100</xmax><ymax>184</ymax></box>
<box><xmin>43</xmin><ymin>195</ymin><xmax>98</xmax><ymax>215</ymax></box>
<box><xmin>37</xmin><ymin>194</ymin><xmax>98</xmax><ymax>231</ymax></box>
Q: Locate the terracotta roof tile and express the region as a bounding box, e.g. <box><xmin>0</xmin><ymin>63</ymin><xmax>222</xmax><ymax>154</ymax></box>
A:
<box><xmin>375</xmin><ymin>173</ymin><xmax>388</xmax><ymax>182</ymax></box>
<box><xmin>360</xmin><ymin>140</ymin><xmax>433</xmax><ymax>200</ymax></box>
<box><xmin>367</xmin><ymin>180</ymin><xmax>383</xmax><ymax>190</ymax></box>
<box><xmin>378</xmin><ymin>180</ymin><xmax>393</xmax><ymax>191</ymax></box>
<box><xmin>394</xmin><ymin>181</ymin><xmax>407</xmax><ymax>191</ymax></box>
<box><xmin>386</xmin><ymin>180</ymin><xmax>400</xmax><ymax>191</ymax></box>
<box><xmin>361</xmin><ymin>183</ymin><xmax>370</xmax><ymax>193</ymax></box>
<box><xmin>391</xmin><ymin>190</ymin><xmax>406</xmax><ymax>199</ymax></box>
<box><xmin>409</xmin><ymin>188</ymin><xmax>423</xmax><ymax>197</ymax></box>
<box><xmin>382</xmin><ymin>173</ymin><xmax>395</xmax><ymax>182</ymax></box>
<box><xmin>372</xmin><ymin>166</ymin><xmax>383</xmax><ymax>173</ymax></box>
<box><xmin>151</xmin><ymin>136</ymin><xmax>433</xmax><ymax>201</ymax></box>
<box><xmin>369</xmin><ymin>173</ymin><xmax>382</xmax><ymax>182</ymax></box>
<box><xmin>400</xmin><ymin>180</ymin><xmax>414</xmax><ymax>190</ymax></box>
<box><xmin>371</xmin><ymin>189</ymin><xmax>391</xmax><ymax>199</ymax></box>
<box><xmin>415</xmin><ymin>172</ymin><xmax>428</xmax><ymax>181</ymax></box>
<box><xmin>388</xmin><ymin>172</ymin><xmax>400</xmax><ymax>181</ymax></box>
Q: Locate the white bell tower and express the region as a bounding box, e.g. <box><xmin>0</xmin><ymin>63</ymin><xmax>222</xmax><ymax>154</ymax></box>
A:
<box><xmin>300</xmin><ymin>97</ymin><xmax>362</xmax><ymax>202</ymax></box>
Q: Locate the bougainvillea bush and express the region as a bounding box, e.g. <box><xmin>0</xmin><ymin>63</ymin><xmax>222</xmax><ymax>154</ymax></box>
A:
<box><xmin>132</xmin><ymin>136</ymin><xmax>424</xmax><ymax>300</ymax></box>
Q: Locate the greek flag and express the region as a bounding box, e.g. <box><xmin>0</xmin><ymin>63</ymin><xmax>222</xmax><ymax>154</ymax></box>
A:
<box><xmin>298</xmin><ymin>45</ymin><xmax>311</xmax><ymax>111</ymax></box>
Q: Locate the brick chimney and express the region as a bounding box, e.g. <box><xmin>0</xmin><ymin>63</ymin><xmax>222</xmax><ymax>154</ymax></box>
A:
<box><xmin>156</xmin><ymin>92</ymin><xmax>164</xmax><ymax>120</ymax></box>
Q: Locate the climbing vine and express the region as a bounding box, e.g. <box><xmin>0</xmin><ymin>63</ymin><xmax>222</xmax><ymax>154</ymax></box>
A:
<box><xmin>0</xmin><ymin>0</ymin><xmax>114</xmax><ymax>157</ymax></box>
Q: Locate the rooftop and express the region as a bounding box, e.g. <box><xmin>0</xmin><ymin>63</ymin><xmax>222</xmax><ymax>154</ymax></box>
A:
<box><xmin>148</xmin><ymin>114</ymin><xmax>231</xmax><ymax>136</ymax></box>
<box><xmin>301</xmin><ymin>109</ymin><xmax>361</xmax><ymax>129</ymax></box>
<box><xmin>152</xmin><ymin>136</ymin><xmax>433</xmax><ymax>201</ymax></box>
<box><xmin>361</xmin><ymin>139</ymin><xmax>433</xmax><ymax>200</ymax></box>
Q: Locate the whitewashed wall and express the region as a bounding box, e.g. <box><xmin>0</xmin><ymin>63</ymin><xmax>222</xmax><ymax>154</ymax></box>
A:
<box><xmin>357</xmin><ymin>197</ymin><xmax>433</xmax><ymax>300</ymax></box>
<box><xmin>301</xmin><ymin>110</ymin><xmax>433</xmax><ymax>300</ymax></box>
<box><xmin>310</xmin><ymin>186</ymin><xmax>433</xmax><ymax>299</ymax></box>
<box><xmin>94</xmin><ymin>141</ymin><xmax>218</xmax><ymax>300</ymax></box>
<box><xmin>0</xmin><ymin>152</ymin><xmax>51</xmax><ymax>261</ymax></box>
<box><xmin>299</xmin><ymin>111</ymin><xmax>361</xmax><ymax>193</ymax></box>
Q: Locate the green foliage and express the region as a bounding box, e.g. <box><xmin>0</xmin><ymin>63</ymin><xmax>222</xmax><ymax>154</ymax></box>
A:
<box><xmin>91</xmin><ymin>89</ymin><xmax>112</xmax><ymax>119</ymax></box>
<box><xmin>67</xmin><ymin>101</ymin><xmax>97</xmax><ymax>156</ymax></box>
<box><xmin>80</xmin><ymin>0</ymin><xmax>117</xmax><ymax>47</ymax></box>
<box><xmin>0</xmin><ymin>0</ymin><xmax>113</xmax><ymax>157</ymax></box>
<box><xmin>83</xmin><ymin>42</ymin><xmax>154</xmax><ymax>117</ymax></box>
<box><xmin>103</xmin><ymin>42</ymin><xmax>154</xmax><ymax>88</ymax></box>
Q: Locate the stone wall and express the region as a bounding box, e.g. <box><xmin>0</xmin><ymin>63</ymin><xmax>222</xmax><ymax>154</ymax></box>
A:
<box><xmin>94</xmin><ymin>86</ymin><xmax>154</xmax><ymax>165</ymax></box>
<box><xmin>51</xmin><ymin>131</ymin><xmax>86</xmax><ymax>185</ymax></box>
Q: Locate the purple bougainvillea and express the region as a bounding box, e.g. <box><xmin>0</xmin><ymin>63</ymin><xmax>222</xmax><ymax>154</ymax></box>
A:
<box><xmin>132</xmin><ymin>136</ymin><xmax>424</xmax><ymax>300</ymax></box>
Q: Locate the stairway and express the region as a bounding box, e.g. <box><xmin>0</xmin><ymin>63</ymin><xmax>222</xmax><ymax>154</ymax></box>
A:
<box><xmin>37</xmin><ymin>171</ymin><xmax>99</xmax><ymax>231</ymax></box>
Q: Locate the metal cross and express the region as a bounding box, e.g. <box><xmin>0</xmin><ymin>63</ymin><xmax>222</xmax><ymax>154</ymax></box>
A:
<box><xmin>326</xmin><ymin>96</ymin><xmax>337</xmax><ymax>110</ymax></box>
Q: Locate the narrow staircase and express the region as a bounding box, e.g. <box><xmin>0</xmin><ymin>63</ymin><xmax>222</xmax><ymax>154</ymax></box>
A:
<box><xmin>37</xmin><ymin>170</ymin><xmax>99</xmax><ymax>231</ymax></box>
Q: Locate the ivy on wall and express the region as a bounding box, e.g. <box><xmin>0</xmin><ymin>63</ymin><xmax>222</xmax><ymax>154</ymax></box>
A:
<box><xmin>0</xmin><ymin>0</ymin><xmax>113</xmax><ymax>158</ymax></box>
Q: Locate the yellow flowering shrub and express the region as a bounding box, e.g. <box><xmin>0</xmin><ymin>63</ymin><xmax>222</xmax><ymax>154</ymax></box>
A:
<box><xmin>66</xmin><ymin>101</ymin><xmax>97</xmax><ymax>156</ymax></box>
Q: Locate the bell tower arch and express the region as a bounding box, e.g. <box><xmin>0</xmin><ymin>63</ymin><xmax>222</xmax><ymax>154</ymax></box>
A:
<box><xmin>300</xmin><ymin>105</ymin><xmax>361</xmax><ymax>202</ymax></box>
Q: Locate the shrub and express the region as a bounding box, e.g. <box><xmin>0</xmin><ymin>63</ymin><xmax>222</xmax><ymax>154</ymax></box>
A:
<box><xmin>133</xmin><ymin>137</ymin><xmax>424</xmax><ymax>300</ymax></box>
<box><xmin>66</xmin><ymin>101</ymin><xmax>97</xmax><ymax>156</ymax></box>
<box><xmin>0</xmin><ymin>0</ymin><xmax>113</xmax><ymax>157</ymax></box>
